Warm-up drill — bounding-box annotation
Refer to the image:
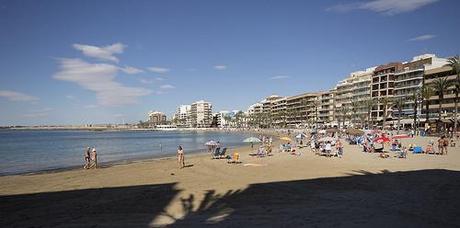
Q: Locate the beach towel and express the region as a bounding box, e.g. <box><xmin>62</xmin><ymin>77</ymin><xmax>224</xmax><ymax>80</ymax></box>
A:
<box><xmin>413</xmin><ymin>146</ymin><xmax>423</xmax><ymax>154</ymax></box>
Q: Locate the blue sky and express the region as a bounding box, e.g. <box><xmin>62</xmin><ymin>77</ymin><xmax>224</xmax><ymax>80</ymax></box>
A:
<box><xmin>0</xmin><ymin>0</ymin><xmax>459</xmax><ymax>125</ymax></box>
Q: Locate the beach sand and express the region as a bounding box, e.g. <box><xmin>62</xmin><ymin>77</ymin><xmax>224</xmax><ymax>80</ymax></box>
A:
<box><xmin>1</xmin><ymin>136</ymin><xmax>460</xmax><ymax>227</ymax></box>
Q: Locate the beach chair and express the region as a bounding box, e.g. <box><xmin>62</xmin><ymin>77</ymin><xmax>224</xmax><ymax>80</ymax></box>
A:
<box><xmin>219</xmin><ymin>148</ymin><xmax>228</xmax><ymax>159</ymax></box>
<box><xmin>212</xmin><ymin>148</ymin><xmax>221</xmax><ymax>159</ymax></box>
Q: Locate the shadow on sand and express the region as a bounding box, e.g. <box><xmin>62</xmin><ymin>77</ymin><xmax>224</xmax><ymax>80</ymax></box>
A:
<box><xmin>1</xmin><ymin>169</ymin><xmax>460</xmax><ymax>227</ymax></box>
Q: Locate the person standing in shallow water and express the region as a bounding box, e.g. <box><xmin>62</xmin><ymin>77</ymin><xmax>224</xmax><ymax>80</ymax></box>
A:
<box><xmin>84</xmin><ymin>147</ymin><xmax>91</xmax><ymax>169</ymax></box>
<box><xmin>91</xmin><ymin>147</ymin><xmax>98</xmax><ymax>169</ymax></box>
<box><xmin>177</xmin><ymin>145</ymin><xmax>185</xmax><ymax>169</ymax></box>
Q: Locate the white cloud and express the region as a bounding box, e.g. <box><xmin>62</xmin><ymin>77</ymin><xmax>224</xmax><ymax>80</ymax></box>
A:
<box><xmin>139</xmin><ymin>78</ymin><xmax>154</xmax><ymax>84</ymax></box>
<box><xmin>0</xmin><ymin>90</ymin><xmax>39</xmax><ymax>102</ymax></box>
<box><xmin>72</xmin><ymin>43</ymin><xmax>125</xmax><ymax>62</ymax></box>
<box><xmin>160</xmin><ymin>84</ymin><xmax>175</xmax><ymax>89</ymax></box>
<box><xmin>270</xmin><ymin>75</ymin><xmax>290</xmax><ymax>80</ymax></box>
<box><xmin>23</xmin><ymin>108</ymin><xmax>53</xmax><ymax>118</ymax></box>
<box><xmin>408</xmin><ymin>34</ymin><xmax>436</xmax><ymax>41</ymax></box>
<box><xmin>53</xmin><ymin>58</ymin><xmax>151</xmax><ymax>106</ymax></box>
<box><xmin>120</xmin><ymin>66</ymin><xmax>144</xmax><ymax>74</ymax></box>
<box><xmin>156</xmin><ymin>77</ymin><xmax>164</xmax><ymax>81</ymax></box>
<box><xmin>214</xmin><ymin>65</ymin><xmax>227</xmax><ymax>70</ymax></box>
<box><xmin>147</xmin><ymin>66</ymin><xmax>170</xmax><ymax>74</ymax></box>
<box><xmin>327</xmin><ymin>0</ymin><xmax>439</xmax><ymax>15</ymax></box>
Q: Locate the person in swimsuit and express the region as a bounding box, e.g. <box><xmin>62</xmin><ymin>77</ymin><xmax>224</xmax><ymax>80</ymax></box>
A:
<box><xmin>177</xmin><ymin>145</ymin><xmax>185</xmax><ymax>168</ymax></box>
<box><xmin>84</xmin><ymin>147</ymin><xmax>91</xmax><ymax>169</ymax></box>
<box><xmin>91</xmin><ymin>147</ymin><xmax>98</xmax><ymax>169</ymax></box>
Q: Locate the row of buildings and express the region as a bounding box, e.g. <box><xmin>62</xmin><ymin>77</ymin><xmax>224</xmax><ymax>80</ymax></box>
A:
<box><xmin>247</xmin><ymin>54</ymin><xmax>458</xmax><ymax>130</ymax></box>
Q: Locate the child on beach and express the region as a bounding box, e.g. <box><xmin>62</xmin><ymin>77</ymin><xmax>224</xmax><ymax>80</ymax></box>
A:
<box><xmin>177</xmin><ymin>145</ymin><xmax>185</xmax><ymax>169</ymax></box>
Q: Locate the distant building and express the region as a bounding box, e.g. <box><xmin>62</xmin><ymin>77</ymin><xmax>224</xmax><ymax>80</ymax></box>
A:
<box><xmin>148</xmin><ymin>111</ymin><xmax>167</xmax><ymax>127</ymax></box>
<box><xmin>174</xmin><ymin>105</ymin><xmax>191</xmax><ymax>127</ymax></box>
<box><xmin>190</xmin><ymin>100</ymin><xmax>213</xmax><ymax>128</ymax></box>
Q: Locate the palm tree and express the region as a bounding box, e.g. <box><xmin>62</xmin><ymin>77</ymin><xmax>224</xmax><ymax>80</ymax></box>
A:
<box><xmin>431</xmin><ymin>77</ymin><xmax>452</xmax><ymax>132</ymax></box>
<box><xmin>410</xmin><ymin>89</ymin><xmax>421</xmax><ymax>132</ymax></box>
<box><xmin>392</xmin><ymin>97</ymin><xmax>405</xmax><ymax>134</ymax></box>
<box><xmin>379</xmin><ymin>97</ymin><xmax>391</xmax><ymax>129</ymax></box>
<box><xmin>421</xmin><ymin>85</ymin><xmax>434</xmax><ymax>124</ymax></box>
<box><xmin>362</xmin><ymin>98</ymin><xmax>375</xmax><ymax>129</ymax></box>
<box><xmin>445</xmin><ymin>55</ymin><xmax>460</xmax><ymax>133</ymax></box>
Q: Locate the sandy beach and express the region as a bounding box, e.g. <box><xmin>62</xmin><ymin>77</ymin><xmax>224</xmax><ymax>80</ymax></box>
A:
<box><xmin>1</xmin><ymin>136</ymin><xmax>460</xmax><ymax>227</ymax></box>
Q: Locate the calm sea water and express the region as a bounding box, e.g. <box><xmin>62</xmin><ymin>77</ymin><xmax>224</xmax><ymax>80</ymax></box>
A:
<box><xmin>0</xmin><ymin>130</ymin><xmax>254</xmax><ymax>175</ymax></box>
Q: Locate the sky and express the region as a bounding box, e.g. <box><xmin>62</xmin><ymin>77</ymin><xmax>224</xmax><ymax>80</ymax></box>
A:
<box><xmin>0</xmin><ymin>0</ymin><xmax>459</xmax><ymax>125</ymax></box>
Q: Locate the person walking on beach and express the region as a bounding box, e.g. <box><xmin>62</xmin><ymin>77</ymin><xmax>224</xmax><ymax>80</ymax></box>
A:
<box><xmin>177</xmin><ymin>145</ymin><xmax>185</xmax><ymax>169</ymax></box>
<box><xmin>438</xmin><ymin>136</ymin><xmax>445</xmax><ymax>155</ymax></box>
<box><xmin>90</xmin><ymin>147</ymin><xmax>98</xmax><ymax>169</ymax></box>
<box><xmin>84</xmin><ymin>147</ymin><xmax>91</xmax><ymax>169</ymax></box>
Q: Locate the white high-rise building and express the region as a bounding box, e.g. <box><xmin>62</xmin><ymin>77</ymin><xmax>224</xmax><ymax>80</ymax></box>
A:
<box><xmin>190</xmin><ymin>100</ymin><xmax>213</xmax><ymax>128</ymax></box>
<box><xmin>174</xmin><ymin>105</ymin><xmax>191</xmax><ymax>127</ymax></box>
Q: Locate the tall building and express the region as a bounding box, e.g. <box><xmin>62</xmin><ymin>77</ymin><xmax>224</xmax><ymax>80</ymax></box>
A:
<box><xmin>392</xmin><ymin>54</ymin><xmax>445</xmax><ymax>127</ymax></box>
<box><xmin>174</xmin><ymin>105</ymin><xmax>191</xmax><ymax>127</ymax></box>
<box><xmin>317</xmin><ymin>90</ymin><xmax>335</xmax><ymax>125</ymax></box>
<box><xmin>148</xmin><ymin>111</ymin><xmax>167</xmax><ymax>127</ymax></box>
<box><xmin>423</xmin><ymin>59</ymin><xmax>457</xmax><ymax>131</ymax></box>
<box><xmin>371</xmin><ymin>62</ymin><xmax>404</xmax><ymax>122</ymax></box>
<box><xmin>190</xmin><ymin>100</ymin><xmax>213</xmax><ymax>128</ymax></box>
<box><xmin>334</xmin><ymin>67</ymin><xmax>374</xmax><ymax>126</ymax></box>
<box><xmin>285</xmin><ymin>92</ymin><xmax>318</xmax><ymax>127</ymax></box>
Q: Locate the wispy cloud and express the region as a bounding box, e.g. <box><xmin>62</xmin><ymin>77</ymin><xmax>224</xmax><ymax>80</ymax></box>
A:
<box><xmin>408</xmin><ymin>34</ymin><xmax>436</xmax><ymax>41</ymax></box>
<box><xmin>160</xmin><ymin>84</ymin><xmax>175</xmax><ymax>89</ymax></box>
<box><xmin>270</xmin><ymin>75</ymin><xmax>290</xmax><ymax>80</ymax></box>
<box><xmin>214</xmin><ymin>65</ymin><xmax>227</xmax><ymax>70</ymax></box>
<box><xmin>327</xmin><ymin>0</ymin><xmax>439</xmax><ymax>15</ymax></box>
<box><xmin>53</xmin><ymin>58</ymin><xmax>151</xmax><ymax>106</ymax></box>
<box><xmin>0</xmin><ymin>90</ymin><xmax>39</xmax><ymax>102</ymax></box>
<box><xmin>120</xmin><ymin>66</ymin><xmax>144</xmax><ymax>74</ymax></box>
<box><xmin>147</xmin><ymin>66</ymin><xmax>170</xmax><ymax>74</ymax></box>
<box><xmin>73</xmin><ymin>43</ymin><xmax>125</xmax><ymax>62</ymax></box>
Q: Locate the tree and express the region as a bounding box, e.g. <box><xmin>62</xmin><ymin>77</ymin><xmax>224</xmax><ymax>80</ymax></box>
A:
<box><xmin>431</xmin><ymin>77</ymin><xmax>452</xmax><ymax>132</ymax></box>
<box><xmin>362</xmin><ymin>98</ymin><xmax>375</xmax><ymax>129</ymax></box>
<box><xmin>445</xmin><ymin>55</ymin><xmax>460</xmax><ymax>133</ymax></box>
<box><xmin>379</xmin><ymin>97</ymin><xmax>392</xmax><ymax>129</ymax></box>
<box><xmin>421</xmin><ymin>85</ymin><xmax>434</xmax><ymax>124</ymax></box>
<box><xmin>410</xmin><ymin>89</ymin><xmax>421</xmax><ymax>132</ymax></box>
<box><xmin>392</xmin><ymin>97</ymin><xmax>405</xmax><ymax>134</ymax></box>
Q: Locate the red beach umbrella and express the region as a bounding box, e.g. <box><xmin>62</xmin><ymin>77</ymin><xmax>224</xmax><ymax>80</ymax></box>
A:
<box><xmin>374</xmin><ymin>136</ymin><xmax>390</xmax><ymax>144</ymax></box>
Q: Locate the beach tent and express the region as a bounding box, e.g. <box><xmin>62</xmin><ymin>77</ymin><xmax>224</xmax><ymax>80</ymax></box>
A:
<box><xmin>243</xmin><ymin>137</ymin><xmax>261</xmax><ymax>143</ymax></box>
<box><xmin>374</xmin><ymin>136</ymin><xmax>390</xmax><ymax>144</ymax></box>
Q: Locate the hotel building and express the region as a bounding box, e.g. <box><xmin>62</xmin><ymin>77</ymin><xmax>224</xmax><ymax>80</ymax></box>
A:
<box><xmin>190</xmin><ymin>100</ymin><xmax>213</xmax><ymax>128</ymax></box>
<box><xmin>148</xmin><ymin>111</ymin><xmax>167</xmax><ymax>127</ymax></box>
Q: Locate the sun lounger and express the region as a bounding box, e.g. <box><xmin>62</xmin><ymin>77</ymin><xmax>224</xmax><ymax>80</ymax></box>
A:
<box><xmin>219</xmin><ymin>148</ymin><xmax>227</xmax><ymax>158</ymax></box>
<box><xmin>212</xmin><ymin>148</ymin><xmax>221</xmax><ymax>159</ymax></box>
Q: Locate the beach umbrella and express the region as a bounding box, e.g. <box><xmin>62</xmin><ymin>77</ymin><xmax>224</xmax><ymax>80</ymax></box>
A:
<box><xmin>205</xmin><ymin>140</ymin><xmax>219</xmax><ymax>146</ymax></box>
<box><xmin>318</xmin><ymin>136</ymin><xmax>335</xmax><ymax>142</ymax></box>
<box><xmin>279</xmin><ymin>136</ymin><xmax>292</xmax><ymax>141</ymax></box>
<box><xmin>374</xmin><ymin>136</ymin><xmax>390</xmax><ymax>144</ymax></box>
<box><xmin>243</xmin><ymin>137</ymin><xmax>261</xmax><ymax>143</ymax></box>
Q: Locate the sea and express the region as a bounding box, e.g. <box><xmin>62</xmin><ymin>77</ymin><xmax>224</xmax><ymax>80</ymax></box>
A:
<box><xmin>0</xmin><ymin>129</ymin><xmax>255</xmax><ymax>175</ymax></box>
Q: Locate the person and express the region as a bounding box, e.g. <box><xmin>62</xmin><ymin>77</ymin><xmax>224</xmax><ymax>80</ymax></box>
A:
<box><xmin>84</xmin><ymin>147</ymin><xmax>91</xmax><ymax>169</ymax></box>
<box><xmin>325</xmin><ymin>142</ymin><xmax>332</xmax><ymax>155</ymax></box>
<box><xmin>438</xmin><ymin>136</ymin><xmax>444</xmax><ymax>155</ymax></box>
<box><xmin>250</xmin><ymin>142</ymin><xmax>254</xmax><ymax>149</ymax></box>
<box><xmin>177</xmin><ymin>145</ymin><xmax>185</xmax><ymax>168</ymax></box>
<box><xmin>443</xmin><ymin>136</ymin><xmax>449</xmax><ymax>155</ymax></box>
<box><xmin>336</xmin><ymin>139</ymin><xmax>343</xmax><ymax>158</ymax></box>
<box><xmin>90</xmin><ymin>147</ymin><xmax>97</xmax><ymax>169</ymax></box>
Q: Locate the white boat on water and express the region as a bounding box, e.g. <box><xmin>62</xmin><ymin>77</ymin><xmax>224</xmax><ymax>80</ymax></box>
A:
<box><xmin>155</xmin><ymin>125</ymin><xmax>178</xmax><ymax>131</ymax></box>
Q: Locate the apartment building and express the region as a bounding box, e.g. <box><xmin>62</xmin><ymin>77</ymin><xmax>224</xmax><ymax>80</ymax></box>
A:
<box><xmin>174</xmin><ymin>105</ymin><xmax>191</xmax><ymax>127</ymax></box>
<box><xmin>148</xmin><ymin>111</ymin><xmax>167</xmax><ymax>127</ymax></box>
<box><xmin>285</xmin><ymin>92</ymin><xmax>318</xmax><ymax>127</ymax></box>
<box><xmin>371</xmin><ymin>62</ymin><xmax>404</xmax><ymax>122</ymax></box>
<box><xmin>317</xmin><ymin>90</ymin><xmax>335</xmax><ymax>125</ymax></box>
<box><xmin>423</xmin><ymin>62</ymin><xmax>458</xmax><ymax>130</ymax></box>
<box><xmin>190</xmin><ymin>100</ymin><xmax>213</xmax><ymax>128</ymax></box>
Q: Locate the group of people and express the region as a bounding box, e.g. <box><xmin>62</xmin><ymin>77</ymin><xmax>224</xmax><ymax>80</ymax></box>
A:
<box><xmin>83</xmin><ymin>147</ymin><xmax>98</xmax><ymax>169</ymax></box>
